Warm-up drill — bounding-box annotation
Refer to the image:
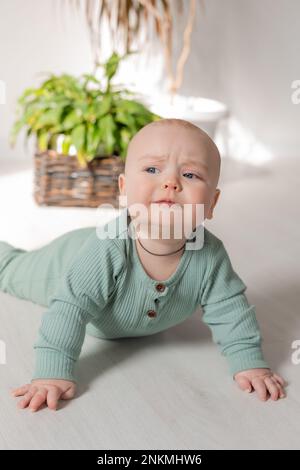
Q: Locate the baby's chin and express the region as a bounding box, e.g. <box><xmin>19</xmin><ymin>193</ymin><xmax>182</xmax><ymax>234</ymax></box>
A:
<box><xmin>131</xmin><ymin>213</ymin><xmax>197</xmax><ymax>237</ymax></box>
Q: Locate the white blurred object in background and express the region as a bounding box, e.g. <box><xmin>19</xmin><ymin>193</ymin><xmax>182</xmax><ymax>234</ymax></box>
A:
<box><xmin>140</xmin><ymin>92</ymin><xmax>228</xmax><ymax>140</ymax></box>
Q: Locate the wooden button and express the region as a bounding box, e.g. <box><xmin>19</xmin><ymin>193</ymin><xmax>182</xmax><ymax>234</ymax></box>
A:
<box><xmin>155</xmin><ymin>283</ymin><xmax>165</xmax><ymax>292</ymax></box>
<box><xmin>147</xmin><ymin>310</ymin><xmax>157</xmax><ymax>318</ymax></box>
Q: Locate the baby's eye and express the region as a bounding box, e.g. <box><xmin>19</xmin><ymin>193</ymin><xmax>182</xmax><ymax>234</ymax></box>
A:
<box><xmin>183</xmin><ymin>172</ymin><xmax>199</xmax><ymax>180</ymax></box>
<box><xmin>144</xmin><ymin>167</ymin><xmax>202</xmax><ymax>180</ymax></box>
<box><xmin>145</xmin><ymin>167</ymin><xmax>159</xmax><ymax>174</ymax></box>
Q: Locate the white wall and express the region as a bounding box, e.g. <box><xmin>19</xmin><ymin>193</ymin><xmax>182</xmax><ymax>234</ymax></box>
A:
<box><xmin>219</xmin><ymin>0</ymin><xmax>300</xmax><ymax>158</ymax></box>
<box><xmin>0</xmin><ymin>0</ymin><xmax>92</xmax><ymax>162</ymax></box>
<box><xmin>175</xmin><ymin>0</ymin><xmax>300</xmax><ymax>160</ymax></box>
<box><xmin>0</xmin><ymin>0</ymin><xmax>299</xmax><ymax>164</ymax></box>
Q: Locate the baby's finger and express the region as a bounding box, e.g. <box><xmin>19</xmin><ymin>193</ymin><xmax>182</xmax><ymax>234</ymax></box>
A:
<box><xmin>17</xmin><ymin>387</ymin><xmax>37</xmax><ymax>409</ymax></box>
<box><xmin>11</xmin><ymin>385</ymin><xmax>30</xmax><ymax>397</ymax></box>
<box><xmin>273</xmin><ymin>380</ymin><xmax>286</xmax><ymax>398</ymax></box>
<box><xmin>235</xmin><ymin>375</ymin><xmax>252</xmax><ymax>393</ymax></box>
<box><xmin>252</xmin><ymin>378</ymin><xmax>268</xmax><ymax>401</ymax></box>
<box><xmin>273</xmin><ymin>373</ymin><xmax>286</xmax><ymax>387</ymax></box>
<box><xmin>28</xmin><ymin>388</ymin><xmax>47</xmax><ymax>412</ymax></box>
<box><xmin>46</xmin><ymin>387</ymin><xmax>61</xmax><ymax>410</ymax></box>
<box><xmin>264</xmin><ymin>377</ymin><xmax>280</xmax><ymax>401</ymax></box>
<box><xmin>61</xmin><ymin>386</ymin><xmax>76</xmax><ymax>400</ymax></box>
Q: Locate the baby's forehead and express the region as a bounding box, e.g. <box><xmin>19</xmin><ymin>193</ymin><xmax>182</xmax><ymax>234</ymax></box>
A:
<box><xmin>134</xmin><ymin>121</ymin><xmax>209</xmax><ymax>147</ymax></box>
<box><xmin>129</xmin><ymin>125</ymin><xmax>215</xmax><ymax>164</ymax></box>
<box><xmin>137</xmin><ymin>121</ymin><xmax>204</xmax><ymax>141</ymax></box>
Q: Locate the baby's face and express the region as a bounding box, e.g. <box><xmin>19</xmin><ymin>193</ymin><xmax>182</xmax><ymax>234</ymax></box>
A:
<box><xmin>118</xmin><ymin>122</ymin><xmax>221</xmax><ymax>234</ymax></box>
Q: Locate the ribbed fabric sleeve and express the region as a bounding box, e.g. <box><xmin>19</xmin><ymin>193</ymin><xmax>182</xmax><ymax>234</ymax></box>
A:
<box><xmin>200</xmin><ymin>238</ymin><xmax>270</xmax><ymax>377</ymax></box>
<box><xmin>32</xmin><ymin>232</ymin><xmax>125</xmax><ymax>383</ymax></box>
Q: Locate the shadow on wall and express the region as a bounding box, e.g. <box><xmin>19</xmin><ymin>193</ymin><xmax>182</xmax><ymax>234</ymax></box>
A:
<box><xmin>216</xmin><ymin>116</ymin><xmax>274</xmax><ymax>174</ymax></box>
<box><xmin>219</xmin><ymin>157</ymin><xmax>271</xmax><ymax>186</ymax></box>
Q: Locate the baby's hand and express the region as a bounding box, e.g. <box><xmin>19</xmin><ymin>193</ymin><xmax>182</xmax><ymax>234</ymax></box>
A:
<box><xmin>234</xmin><ymin>368</ymin><xmax>286</xmax><ymax>401</ymax></box>
<box><xmin>11</xmin><ymin>379</ymin><xmax>76</xmax><ymax>412</ymax></box>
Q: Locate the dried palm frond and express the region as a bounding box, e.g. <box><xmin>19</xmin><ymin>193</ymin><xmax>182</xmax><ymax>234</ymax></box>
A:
<box><xmin>67</xmin><ymin>0</ymin><xmax>203</xmax><ymax>95</ymax></box>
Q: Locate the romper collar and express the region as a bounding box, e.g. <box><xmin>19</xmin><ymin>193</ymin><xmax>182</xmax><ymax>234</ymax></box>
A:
<box><xmin>118</xmin><ymin>207</ymin><xmax>195</xmax><ymax>288</ymax></box>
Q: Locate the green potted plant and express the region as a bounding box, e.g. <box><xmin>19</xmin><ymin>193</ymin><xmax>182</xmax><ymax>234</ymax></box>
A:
<box><xmin>10</xmin><ymin>51</ymin><xmax>161</xmax><ymax>208</ymax></box>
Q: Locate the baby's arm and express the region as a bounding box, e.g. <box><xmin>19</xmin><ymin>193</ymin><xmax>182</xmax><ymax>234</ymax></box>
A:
<box><xmin>11</xmin><ymin>233</ymin><xmax>124</xmax><ymax>412</ymax></box>
<box><xmin>11</xmin><ymin>289</ymin><xmax>95</xmax><ymax>411</ymax></box>
<box><xmin>200</xmin><ymin>239</ymin><xmax>286</xmax><ymax>401</ymax></box>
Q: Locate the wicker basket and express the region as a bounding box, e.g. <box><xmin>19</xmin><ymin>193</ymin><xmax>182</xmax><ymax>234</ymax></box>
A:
<box><xmin>34</xmin><ymin>150</ymin><xmax>125</xmax><ymax>208</ymax></box>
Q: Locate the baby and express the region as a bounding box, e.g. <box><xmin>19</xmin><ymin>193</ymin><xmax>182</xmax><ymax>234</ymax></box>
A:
<box><xmin>0</xmin><ymin>118</ymin><xmax>286</xmax><ymax>412</ymax></box>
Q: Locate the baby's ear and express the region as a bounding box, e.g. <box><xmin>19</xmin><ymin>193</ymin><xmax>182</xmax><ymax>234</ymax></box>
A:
<box><xmin>118</xmin><ymin>173</ymin><xmax>126</xmax><ymax>195</ymax></box>
<box><xmin>207</xmin><ymin>189</ymin><xmax>221</xmax><ymax>220</ymax></box>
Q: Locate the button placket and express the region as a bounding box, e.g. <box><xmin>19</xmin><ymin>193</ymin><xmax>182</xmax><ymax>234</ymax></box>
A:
<box><xmin>145</xmin><ymin>283</ymin><xmax>171</xmax><ymax>322</ymax></box>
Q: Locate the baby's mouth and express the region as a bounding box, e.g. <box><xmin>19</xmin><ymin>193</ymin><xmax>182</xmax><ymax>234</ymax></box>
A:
<box><xmin>152</xmin><ymin>199</ymin><xmax>180</xmax><ymax>207</ymax></box>
<box><xmin>154</xmin><ymin>202</ymin><xmax>175</xmax><ymax>207</ymax></box>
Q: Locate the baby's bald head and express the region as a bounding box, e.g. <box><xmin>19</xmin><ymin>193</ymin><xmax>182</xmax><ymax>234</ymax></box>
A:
<box><xmin>125</xmin><ymin>118</ymin><xmax>221</xmax><ymax>189</ymax></box>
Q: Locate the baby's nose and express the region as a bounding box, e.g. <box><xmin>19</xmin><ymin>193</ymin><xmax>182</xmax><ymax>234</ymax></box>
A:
<box><xmin>162</xmin><ymin>181</ymin><xmax>180</xmax><ymax>191</ymax></box>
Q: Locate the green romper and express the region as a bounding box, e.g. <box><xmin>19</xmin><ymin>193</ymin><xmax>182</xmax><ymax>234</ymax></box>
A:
<box><xmin>0</xmin><ymin>208</ymin><xmax>269</xmax><ymax>382</ymax></box>
<box><xmin>0</xmin><ymin>227</ymin><xmax>95</xmax><ymax>308</ymax></box>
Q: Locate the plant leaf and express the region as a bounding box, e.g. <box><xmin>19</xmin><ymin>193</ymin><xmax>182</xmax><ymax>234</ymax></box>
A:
<box><xmin>71</xmin><ymin>124</ymin><xmax>85</xmax><ymax>153</ymax></box>
<box><xmin>98</xmin><ymin>114</ymin><xmax>117</xmax><ymax>155</ymax></box>
<box><xmin>37</xmin><ymin>130</ymin><xmax>49</xmax><ymax>151</ymax></box>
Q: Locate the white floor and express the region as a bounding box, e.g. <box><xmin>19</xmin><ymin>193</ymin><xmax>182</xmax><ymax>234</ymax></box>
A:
<box><xmin>0</xmin><ymin>157</ymin><xmax>299</xmax><ymax>450</ymax></box>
